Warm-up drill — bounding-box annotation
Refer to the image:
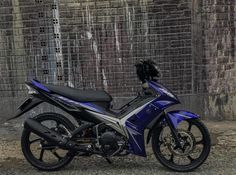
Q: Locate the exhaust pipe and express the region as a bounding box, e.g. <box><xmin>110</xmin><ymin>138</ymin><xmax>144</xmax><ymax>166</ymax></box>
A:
<box><xmin>24</xmin><ymin>118</ymin><xmax>91</xmax><ymax>152</ymax></box>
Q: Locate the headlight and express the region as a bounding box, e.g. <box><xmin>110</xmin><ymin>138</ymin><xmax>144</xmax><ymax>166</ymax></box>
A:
<box><xmin>26</xmin><ymin>85</ymin><xmax>38</xmax><ymax>95</ymax></box>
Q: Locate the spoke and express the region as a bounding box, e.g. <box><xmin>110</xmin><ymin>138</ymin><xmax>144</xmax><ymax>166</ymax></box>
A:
<box><xmin>183</xmin><ymin>144</ymin><xmax>188</xmax><ymax>151</ymax></box>
<box><xmin>39</xmin><ymin>149</ymin><xmax>45</xmax><ymax>161</ymax></box>
<box><xmin>56</xmin><ymin>121</ymin><xmax>60</xmax><ymax>128</ymax></box>
<box><xmin>42</xmin><ymin>145</ymin><xmax>56</xmax><ymax>150</ymax></box>
<box><xmin>196</xmin><ymin>139</ymin><xmax>204</xmax><ymax>145</ymax></box>
<box><xmin>52</xmin><ymin>151</ymin><xmax>62</xmax><ymax>160</ymax></box>
<box><xmin>187</xmin><ymin>122</ymin><xmax>192</xmax><ymax>131</ymax></box>
<box><xmin>187</xmin><ymin>155</ymin><xmax>194</xmax><ymax>163</ymax></box>
<box><xmin>159</xmin><ymin>140</ymin><xmax>164</xmax><ymax>145</ymax></box>
<box><xmin>169</xmin><ymin>154</ymin><xmax>174</xmax><ymax>162</ymax></box>
<box><xmin>29</xmin><ymin>138</ymin><xmax>41</xmax><ymax>144</ymax></box>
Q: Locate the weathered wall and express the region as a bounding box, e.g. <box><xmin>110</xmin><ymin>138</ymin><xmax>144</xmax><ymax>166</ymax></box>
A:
<box><xmin>0</xmin><ymin>0</ymin><xmax>236</xmax><ymax>120</ymax></box>
<box><xmin>201</xmin><ymin>0</ymin><xmax>236</xmax><ymax>120</ymax></box>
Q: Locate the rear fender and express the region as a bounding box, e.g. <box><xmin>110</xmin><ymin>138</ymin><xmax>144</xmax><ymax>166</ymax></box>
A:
<box><xmin>6</xmin><ymin>97</ymin><xmax>43</xmax><ymax>121</ymax></box>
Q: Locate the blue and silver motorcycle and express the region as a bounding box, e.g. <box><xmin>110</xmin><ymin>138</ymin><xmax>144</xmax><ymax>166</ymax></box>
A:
<box><xmin>9</xmin><ymin>60</ymin><xmax>211</xmax><ymax>172</ymax></box>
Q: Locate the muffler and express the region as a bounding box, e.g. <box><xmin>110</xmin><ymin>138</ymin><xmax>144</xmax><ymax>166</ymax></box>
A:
<box><xmin>24</xmin><ymin>118</ymin><xmax>91</xmax><ymax>152</ymax></box>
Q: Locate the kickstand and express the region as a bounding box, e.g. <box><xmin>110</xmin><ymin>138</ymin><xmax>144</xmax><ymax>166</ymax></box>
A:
<box><xmin>105</xmin><ymin>157</ymin><xmax>112</xmax><ymax>164</ymax></box>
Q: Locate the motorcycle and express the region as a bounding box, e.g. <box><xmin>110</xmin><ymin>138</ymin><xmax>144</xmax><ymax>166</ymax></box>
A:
<box><xmin>8</xmin><ymin>60</ymin><xmax>211</xmax><ymax>172</ymax></box>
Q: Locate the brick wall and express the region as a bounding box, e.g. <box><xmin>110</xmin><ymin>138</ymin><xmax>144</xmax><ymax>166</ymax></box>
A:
<box><xmin>206</xmin><ymin>0</ymin><xmax>236</xmax><ymax>93</ymax></box>
<box><xmin>0</xmin><ymin>0</ymin><xmax>193</xmax><ymax>97</ymax></box>
<box><xmin>200</xmin><ymin>0</ymin><xmax>236</xmax><ymax>120</ymax></box>
<box><xmin>0</xmin><ymin>0</ymin><xmax>236</xmax><ymax>120</ymax></box>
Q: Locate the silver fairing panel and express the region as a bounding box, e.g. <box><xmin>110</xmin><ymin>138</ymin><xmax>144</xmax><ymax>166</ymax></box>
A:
<box><xmin>86</xmin><ymin>97</ymin><xmax>155</xmax><ymax>138</ymax></box>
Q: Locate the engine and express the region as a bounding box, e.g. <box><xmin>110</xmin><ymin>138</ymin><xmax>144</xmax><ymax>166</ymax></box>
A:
<box><xmin>96</xmin><ymin>125</ymin><xmax>126</xmax><ymax>156</ymax></box>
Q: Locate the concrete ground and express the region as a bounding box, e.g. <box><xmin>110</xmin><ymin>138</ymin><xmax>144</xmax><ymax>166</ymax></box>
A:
<box><xmin>0</xmin><ymin>120</ymin><xmax>236</xmax><ymax>175</ymax></box>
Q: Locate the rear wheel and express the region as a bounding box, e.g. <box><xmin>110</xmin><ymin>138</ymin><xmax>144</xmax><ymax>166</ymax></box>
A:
<box><xmin>21</xmin><ymin>113</ymin><xmax>76</xmax><ymax>171</ymax></box>
<box><xmin>152</xmin><ymin>119</ymin><xmax>211</xmax><ymax>172</ymax></box>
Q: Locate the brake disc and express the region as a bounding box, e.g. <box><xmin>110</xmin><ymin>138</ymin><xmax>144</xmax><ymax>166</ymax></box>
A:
<box><xmin>166</xmin><ymin>129</ymin><xmax>196</xmax><ymax>156</ymax></box>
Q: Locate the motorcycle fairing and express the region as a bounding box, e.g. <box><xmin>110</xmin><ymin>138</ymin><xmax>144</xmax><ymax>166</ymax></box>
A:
<box><xmin>125</xmin><ymin>100</ymin><xmax>162</xmax><ymax>156</ymax></box>
<box><xmin>32</xmin><ymin>79</ymin><xmax>50</xmax><ymax>93</ymax></box>
<box><xmin>52</xmin><ymin>94</ymin><xmax>104</xmax><ymax>114</ymax></box>
<box><xmin>148</xmin><ymin>81</ymin><xmax>179</xmax><ymax>102</ymax></box>
<box><xmin>123</xmin><ymin>81</ymin><xmax>199</xmax><ymax>157</ymax></box>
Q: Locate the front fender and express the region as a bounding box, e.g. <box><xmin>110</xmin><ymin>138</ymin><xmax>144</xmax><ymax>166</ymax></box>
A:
<box><xmin>146</xmin><ymin>110</ymin><xmax>200</xmax><ymax>144</ymax></box>
<box><xmin>167</xmin><ymin>110</ymin><xmax>200</xmax><ymax>128</ymax></box>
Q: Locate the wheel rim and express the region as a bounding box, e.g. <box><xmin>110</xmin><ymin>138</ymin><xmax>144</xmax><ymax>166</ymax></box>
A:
<box><xmin>157</xmin><ymin>120</ymin><xmax>208</xmax><ymax>166</ymax></box>
<box><xmin>25</xmin><ymin>119</ymin><xmax>72</xmax><ymax>166</ymax></box>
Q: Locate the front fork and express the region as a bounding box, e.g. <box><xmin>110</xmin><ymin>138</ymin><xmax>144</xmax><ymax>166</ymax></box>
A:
<box><xmin>163</xmin><ymin>111</ymin><xmax>181</xmax><ymax>148</ymax></box>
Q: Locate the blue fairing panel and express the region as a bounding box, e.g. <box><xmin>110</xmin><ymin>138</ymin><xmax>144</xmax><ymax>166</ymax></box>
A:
<box><xmin>31</xmin><ymin>80</ymin><xmax>50</xmax><ymax>93</ymax></box>
<box><xmin>167</xmin><ymin>110</ymin><xmax>200</xmax><ymax>128</ymax></box>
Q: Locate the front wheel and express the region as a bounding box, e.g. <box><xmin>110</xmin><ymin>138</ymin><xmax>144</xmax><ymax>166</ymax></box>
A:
<box><xmin>152</xmin><ymin>119</ymin><xmax>211</xmax><ymax>172</ymax></box>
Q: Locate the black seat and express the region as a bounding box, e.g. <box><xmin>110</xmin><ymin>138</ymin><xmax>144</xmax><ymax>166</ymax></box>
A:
<box><xmin>42</xmin><ymin>84</ymin><xmax>112</xmax><ymax>102</ymax></box>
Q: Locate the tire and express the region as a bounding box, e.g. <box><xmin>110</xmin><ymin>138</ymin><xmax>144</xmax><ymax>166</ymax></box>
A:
<box><xmin>152</xmin><ymin>119</ymin><xmax>211</xmax><ymax>172</ymax></box>
<box><xmin>21</xmin><ymin>112</ymin><xmax>76</xmax><ymax>171</ymax></box>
